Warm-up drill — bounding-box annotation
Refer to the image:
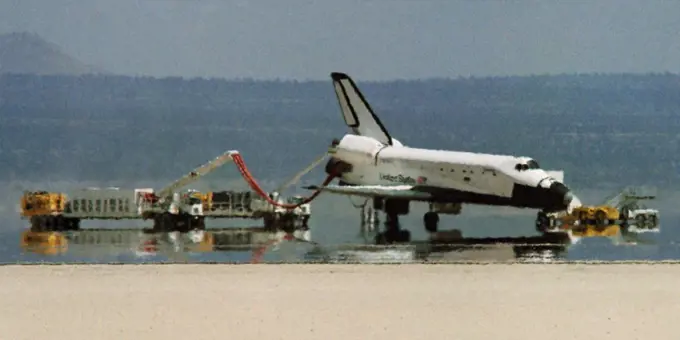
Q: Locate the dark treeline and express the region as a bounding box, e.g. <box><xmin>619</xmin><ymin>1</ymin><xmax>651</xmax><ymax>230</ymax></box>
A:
<box><xmin>1</xmin><ymin>72</ymin><xmax>680</xmax><ymax>190</ymax></box>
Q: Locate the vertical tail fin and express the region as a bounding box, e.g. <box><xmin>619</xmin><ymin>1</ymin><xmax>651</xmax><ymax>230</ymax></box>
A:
<box><xmin>330</xmin><ymin>72</ymin><xmax>394</xmax><ymax>146</ymax></box>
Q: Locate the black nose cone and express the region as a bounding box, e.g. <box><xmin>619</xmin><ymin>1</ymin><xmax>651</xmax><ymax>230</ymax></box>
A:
<box><xmin>548</xmin><ymin>182</ymin><xmax>572</xmax><ymax>210</ymax></box>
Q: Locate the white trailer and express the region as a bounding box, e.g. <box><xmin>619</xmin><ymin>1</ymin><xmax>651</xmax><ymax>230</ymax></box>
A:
<box><xmin>200</xmin><ymin>190</ymin><xmax>272</xmax><ymax>218</ymax></box>
<box><xmin>63</xmin><ymin>187</ymin><xmax>149</xmax><ymax>219</ymax></box>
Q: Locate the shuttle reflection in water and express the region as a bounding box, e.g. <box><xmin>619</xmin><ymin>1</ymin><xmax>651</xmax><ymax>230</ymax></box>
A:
<box><xmin>19</xmin><ymin>223</ymin><xmax>644</xmax><ymax>263</ymax></box>
<box><xmin>303</xmin><ymin>233</ymin><xmax>571</xmax><ymax>264</ymax></box>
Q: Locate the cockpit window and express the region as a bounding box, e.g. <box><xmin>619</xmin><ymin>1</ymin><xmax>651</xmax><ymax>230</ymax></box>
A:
<box><xmin>515</xmin><ymin>159</ymin><xmax>540</xmax><ymax>171</ymax></box>
<box><xmin>527</xmin><ymin>160</ymin><xmax>540</xmax><ymax>169</ymax></box>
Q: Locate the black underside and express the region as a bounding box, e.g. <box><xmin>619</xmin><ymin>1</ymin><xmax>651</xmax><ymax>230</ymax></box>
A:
<box><xmin>410</xmin><ymin>183</ymin><xmax>568</xmax><ymax>212</ymax></box>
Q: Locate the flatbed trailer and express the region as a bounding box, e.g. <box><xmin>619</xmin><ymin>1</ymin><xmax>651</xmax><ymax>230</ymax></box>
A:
<box><xmin>20</xmin><ymin>189</ymin><xmax>310</xmax><ymax>232</ymax></box>
<box><xmin>19</xmin><ymin>150</ymin><xmax>312</xmax><ymax>234</ymax></box>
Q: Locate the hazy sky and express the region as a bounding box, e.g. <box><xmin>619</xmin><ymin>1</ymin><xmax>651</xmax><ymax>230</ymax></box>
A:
<box><xmin>1</xmin><ymin>0</ymin><xmax>679</xmax><ymax>80</ymax></box>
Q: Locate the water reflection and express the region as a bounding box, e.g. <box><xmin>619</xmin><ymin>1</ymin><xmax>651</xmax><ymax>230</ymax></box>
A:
<box><xmin>14</xmin><ymin>222</ymin><xmax>664</xmax><ymax>264</ymax></box>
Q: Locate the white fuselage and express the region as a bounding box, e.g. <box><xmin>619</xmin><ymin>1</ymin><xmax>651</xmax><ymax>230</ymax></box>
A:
<box><xmin>332</xmin><ymin>134</ymin><xmax>559</xmax><ymax>198</ymax></box>
<box><xmin>324</xmin><ymin>72</ymin><xmax>575</xmax><ymax>212</ymax></box>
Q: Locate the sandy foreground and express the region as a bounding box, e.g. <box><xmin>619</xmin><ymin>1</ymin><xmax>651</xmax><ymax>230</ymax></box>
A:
<box><xmin>1</xmin><ymin>264</ymin><xmax>679</xmax><ymax>340</ymax></box>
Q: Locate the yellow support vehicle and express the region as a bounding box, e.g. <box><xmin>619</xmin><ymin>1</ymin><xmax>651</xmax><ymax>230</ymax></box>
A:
<box><xmin>20</xmin><ymin>191</ymin><xmax>67</xmax><ymax>217</ymax></box>
<box><xmin>537</xmin><ymin>205</ymin><xmax>621</xmax><ymax>234</ymax></box>
<box><xmin>572</xmin><ymin>205</ymin><xmax>620</xmax><ymax>226</ymax></box>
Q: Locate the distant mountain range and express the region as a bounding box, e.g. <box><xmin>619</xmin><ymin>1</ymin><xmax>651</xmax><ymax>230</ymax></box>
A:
<box><xmin>0</xmin><ymin>32</ymin><xmax>105</xmax><ymax>75</ymax></box>
<box><xmin>1</xmin><ymin>71</ymin><xmax>680</xmax><ymax>190</ymax></box>
<box><xmin>1</xmin><ymin>30</ymin><xmax>680</xmax><ymax>191</ymax></box>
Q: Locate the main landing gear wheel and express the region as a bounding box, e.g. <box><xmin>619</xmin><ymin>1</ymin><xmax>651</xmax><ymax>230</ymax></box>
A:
<box><xmin>424</xmin><ymin>211</ymin><xmax>439</xmax><ymax>233</ymax></box>
<box><xmin>152</xmin><ymin>212</ymin><xmax>176</xmax><ymax>233</ymax></box>
<box><xmin>371</xmin><ymin>198</ymin><xmax>412</xmax><ymax>244</ymax></box>
<box><xmin>375</xmin><ymin>213</ymin><xmax>411</xmax><ymax>245</ymax></box>
<box><xmin>594</xmin><ymin>210</ymin><xmax>608</xmax><ymax>231</ymax></box>
<box><xmin>647</xmin><ymin>215</ymin><xmax>658</xmax><ymax>229</ymax></box>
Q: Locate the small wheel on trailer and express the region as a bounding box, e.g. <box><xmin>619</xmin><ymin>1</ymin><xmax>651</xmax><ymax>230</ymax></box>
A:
<box><xmin>280</xmin><ymin>214</ymin><xmax>296</xmax><ymax>234</ymax></box>
<box><xmin>152</xmin><ymin>215</ymin><xmax>161</xmax><ymax>232</ymax></box>
<box><xmin>43</xmin><ymin>216</ymin><xmax>55</xmax><ymax>232</ymax></box>
<box><xmin>617</xmin><ymin>212</ymin><xmax>627</xmax><ymax>228</ymax></box>
<box><xmin>619</xmin><ymin>220</ymin><xmax>630</xmax><ymax>236</ymax></box>
<box><xmin>594</xmin><ymin>210</ymin><xmax>608</xmax><ymax>227</ymax></box>
<box><xmin>263</xmin><ymin>214</ymin><xmax>277</xmax><ymax>232</ymax></box>
<box><xmin>650</xmin><ymin>214</ymin><xmax>659</xmax><ymax>228</ymax></box>
<box><xmin>54</xmin><ymin>216</ymin><xmax>66</xmax><ymax>231</ymax></box>
<box><xmin>70</xmin><ymin>218</ymin><xmax>81</xmax><ymax>231</ymax></box>
<box><xmin>175</xmin><ymin>214</ymin><xmax>193</xmax><ymax>233</ymax></box>
<box><xmin>157</xmin><ymin>212</ymin><xmax>176</xmax><ymax>233</ymax></box>
<box><xmin>644</xmin><ymin>214</ymin><xmax>658</xmax><ymax>229</ymax></box>
<box><xmin>30</xmin><ymin>216</ymin><xmax>44</xmax><ymax>232</ymax></box>
<box><xmin>194</xmin><ymin>217</ymin><xmax>206</xmax><ymax>231</ymax></box>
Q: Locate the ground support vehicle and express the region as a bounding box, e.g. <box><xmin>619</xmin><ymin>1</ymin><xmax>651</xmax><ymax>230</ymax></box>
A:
<box><xmin>19</xmin><ymin>150</ymin><xmax>313</xmax><ymax>234</ymax></box>
<box><xmin>20</xmin><ymin>187</ymin><xmax>312</xmax><ymax>234</ymax></box>
<box><xmin>536</xmin><ymin>186</ymin><xmax>660</xmax><ymax>236</ymax></box>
